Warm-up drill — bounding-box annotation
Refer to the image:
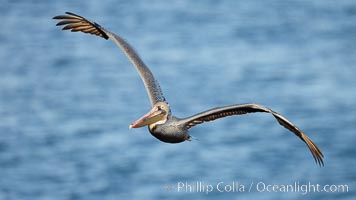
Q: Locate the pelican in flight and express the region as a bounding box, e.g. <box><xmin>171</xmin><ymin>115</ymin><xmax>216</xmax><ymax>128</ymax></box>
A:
<box><xmin>53</xmin><ymin>12</ymin><xmax>324</xmax><ymax>166</ymax></box>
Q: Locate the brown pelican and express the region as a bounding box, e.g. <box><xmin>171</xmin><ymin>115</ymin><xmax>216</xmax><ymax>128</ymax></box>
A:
<box><xmin>53</xmin><ymin>12</ymin><xmax>324</xmax><ymax>166</ymax></box>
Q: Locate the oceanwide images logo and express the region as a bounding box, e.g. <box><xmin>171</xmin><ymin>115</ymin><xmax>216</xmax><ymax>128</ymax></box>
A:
<box><xmin>163</xmin><ymin>181</ymin><xmax>349</xmax><ymax>195</ymax></box>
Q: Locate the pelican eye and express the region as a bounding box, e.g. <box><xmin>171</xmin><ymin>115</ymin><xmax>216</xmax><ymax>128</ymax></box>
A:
<box><xmin>157</xmin><ymin>106</ymin><xmax>167</xmax><ymax>114</ymax></box>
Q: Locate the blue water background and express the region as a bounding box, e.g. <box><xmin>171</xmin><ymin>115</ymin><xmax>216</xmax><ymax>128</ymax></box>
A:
<box><xmin>0</xmin><ymin>0</ymin><xmax>355</xmax><ymax>199</ymax></box>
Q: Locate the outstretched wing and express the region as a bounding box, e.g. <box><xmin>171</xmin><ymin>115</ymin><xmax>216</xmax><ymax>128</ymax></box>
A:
<box><xmin>53</xmin><ymin>12</ymin><xmax>167</xmax><ymax>106</ymax></box>
<box><xmin>181</xmin><ymin>103</ymin><xmax>324</xmax><ymax>166</ymax></box>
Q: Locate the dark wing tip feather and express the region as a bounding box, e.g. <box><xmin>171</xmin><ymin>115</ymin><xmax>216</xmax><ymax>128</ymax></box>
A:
<box><xmin>301</xmin><ymin>134</ymin><xmax>324</xmax><ymax>166</ymax></box>
<box><xmin>271</xmin><ymin>111</ymin><xmax>324</xmax><ymax>166</ymax></box>
<box><xmin>65</xmin><ymin>11</ymin><xmax>82</xmax><ymax>18</ymax></box>
<box><xmin>53</xmin><ymin>12</ymin><xmax>109</xmax><ymax>40</ymax></box>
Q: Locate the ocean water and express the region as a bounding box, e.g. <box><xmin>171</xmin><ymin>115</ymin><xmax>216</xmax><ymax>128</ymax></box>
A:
<box><xmin>0</xmin><ymin>0</ymin><xmax>355</xmax><ymax>199</ymax></box>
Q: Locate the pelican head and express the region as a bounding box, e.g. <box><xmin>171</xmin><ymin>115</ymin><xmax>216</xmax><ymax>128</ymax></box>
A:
<box><xmin>129</xmin><ymin>102</ymin><xmax>169</xmax><ymax>129</ymax></box>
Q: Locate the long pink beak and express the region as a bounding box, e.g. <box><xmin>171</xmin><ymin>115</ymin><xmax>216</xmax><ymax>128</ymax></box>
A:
<box><xmin>129</xmin><ymin>107</ymin><xmax>165</xmax><ymax>128</ymax></box>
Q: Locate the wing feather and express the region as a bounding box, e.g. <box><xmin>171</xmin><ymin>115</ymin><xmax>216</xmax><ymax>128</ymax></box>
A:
<box><xmin>181</xmin><ymin>103</ymin><xmax>324</xmax><ymax>166</ymax></box>
<box><xmin>53</xmin><ymin>12</ymin><xmax>166</xmax><ymax>106</ymax></box>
